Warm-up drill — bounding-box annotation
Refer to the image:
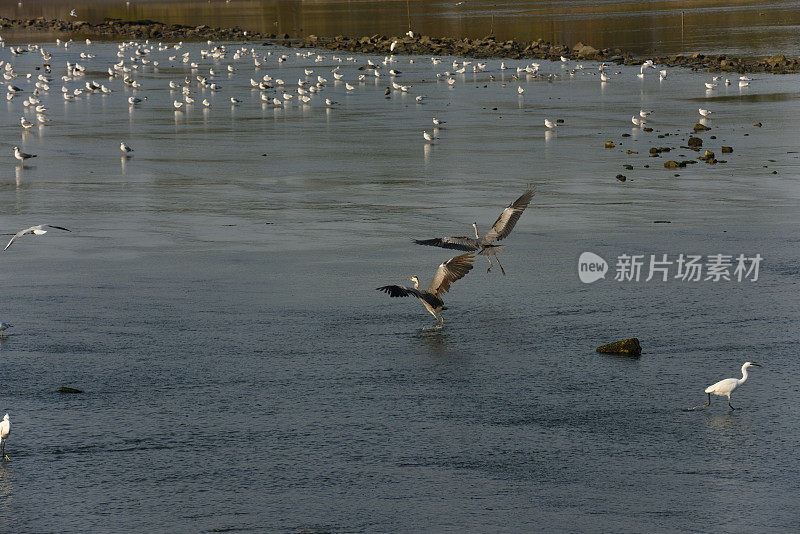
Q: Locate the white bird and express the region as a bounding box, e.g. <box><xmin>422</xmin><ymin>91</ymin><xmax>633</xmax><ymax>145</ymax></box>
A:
<box><xmin>0</xmin><ymin>414</ymin><xmax>10</xmax><ymax>459</ymax></box>
<box><xmin>173</xmin><ymin>100</ymin><xmax>183</xmax><ymax>110</ymax></box>
<box><xmin>20</xmin><ymin>117</ymin><xmax>34</xmax><ymax>129</ymax></box>
<box><xmin>390</xmin><ymin>40</ymin><xmax>398</xmax><ymax>52</ymax></box>
<box><xmin>704</xmin><ymin>82</ymin><xmax>717</xmax><ymax>89</ymax></box>
<box><xmin>600</xmin><ymin>72</ymin><xmax>609</xmax><ymax>82</ymax></box>
<box><xmin>432</xmin><ymin>117</ymin><xmax>445</xmax><ymax>127</ymax></box>
<box><xmin>739</xmin><ymin>80</ymin><xmax>750</xmax><ymax>88</ymax></box>
<box><xmin>120</xmin><ymin>141</ymin><xmax>133</xmax><ymax>154</ymax></box>
<box><xmin>517</xmin><ymin>86</ymin><xmax>524</xmax><ymax>94</ymax></box>
<box><xmin>202</xmin><ymin>99</ymin><xmax>211</xmax><ymax>108</ymax></box>
<box><xmin>631</xmin><ymin>116</ymin><xmax>643</xmax><ymax>127</ymax></box>
<box><xmin>230</xmin><ymin>97</ymin><xmax>241</xmax><ymax>105</ymax></box>
<box><xmin>128</xmin><ymin>96</ymin><xmax>142</xmax><ymax>105</ymax></box>
<box><xmin>70</xmin><ymin>9</ymin><xmax>77</xmax><ymax>17</ymax></box>
<box><xmin>4</xmin><ymin>224</ymin><xmax>72</xmax><ymax>251</ymax></box>
<box><xmin>406</xmin><ymin>30</ymin><xmax>414</xmax><ymax>38</ymax></box>
<box><xmin>423</xmin><ymin>131</ymin><xmax>434</xmax><ymax>143</ymax></box>
<box><xmin>698</xmin><ymin>108</ymin><xmax>712</xmax><ymax>117</ymax></box>
<box><xmin>704</xmin><ymin>362</ymin><xmax>761</xmax><ymax>410</ymax></box>
<box><xmin>544</xmin><ymin>119</ymin><xmax>556</xmax><ymax>130</ymax></box>
<box><xmin>639</xmin><ymin>110</ymin><xmax>651</xmax><ymax>119</ymax></box>
<box><xmin>560</xmin><ymin>55</ymin><xmax>568</xmax><ymax>63</ymax></box>
<box><xmin>13</xmin><ymin>146</ymin><xmax>37</xmax><ymax>162</ymax></box>
<box><xmin>0</xmin><ymin>322</ymin><xmax>11</xmax><ymax>338</ymax></box>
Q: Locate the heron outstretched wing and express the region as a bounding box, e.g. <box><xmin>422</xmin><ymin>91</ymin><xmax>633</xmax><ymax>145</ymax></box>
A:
<box><xmin>413</xmin><ymin>237</ymin><xmax>478</xmax><ymax>251</ymax></box>
<box><xmin>427</xmin><ymin>252</ymin><xmax>474</xmax><ymax>295</ymax></box>
<box><xmin>482</xmin><ymin>189</ymin><xmax>535</xmax><ymax>244</ymax></box>
<box><xmin>376</xmin><ymin>285</ymin><xmax>422</xmax><ymax>299</ymax></box>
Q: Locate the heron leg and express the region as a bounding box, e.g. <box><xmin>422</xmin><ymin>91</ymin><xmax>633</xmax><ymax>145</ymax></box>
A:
<box><xmin>703</xmin><ymin>393</ymin><xmax>711</xmax><ymax>407</ymax></box>
<box><xmin>486</xmin><ymin>257</ymin><xmax>493</xmax><ymax>273</ymax></box>
<box><xmin>728</xmin><ymin>396</ymin><xmax>735</xmax><ymax>411</ymax></box>
<box><xmin>495</xmin><ymin>255</ymin><xmax>506</xmax><ymax>276</ymax></box>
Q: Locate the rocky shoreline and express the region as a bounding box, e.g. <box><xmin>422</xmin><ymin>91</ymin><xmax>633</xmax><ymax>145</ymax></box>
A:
<box><xmin>2</xmin><ymin>16</ymin><xmax>799</xmax><ymax>74</ymax></box>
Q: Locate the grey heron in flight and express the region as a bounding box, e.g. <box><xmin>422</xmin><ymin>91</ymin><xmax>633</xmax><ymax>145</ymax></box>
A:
<box><xmin>413</xmin><ymin>189</ymin><xmax>535</xmax><ymax>275</ymax></box>
<box><xmin>377</xmin><ymin>252</ymin><xmax>474</xmax><ymax>326</ymax></box>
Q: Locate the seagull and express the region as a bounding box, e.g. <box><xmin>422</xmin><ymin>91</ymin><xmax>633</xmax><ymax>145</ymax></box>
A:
<box><xmin>376</xmin><ymin>252</ymin><xmax>474</xmax><ymax>326</ymax></box>
<box><xmin>120</xmin><ymin>141</ymin><xmax>133</xmax><ymax>154</ymax></box>
<box><xmin>70</xmin><ymin>9</ymin><xmax>77</xmax><ymax>17</ymax></box>
<box><xmin>413</xmin><ymin>189</ymin><xmax>535</xmax><ymax>275</ymax></box>
<box><xmin>20</xmin><ymin>116</ymin><xmax>34</xmax><ymax>129</ymax></box>
<box><xmin>390</xmin><ymin>40</ymin><xmax>398</xmax><ymax>52</ymax></box>
<box><xmin>13</xmin><ymin>146</ymin><xmax>37</xmax><ymax>162</ymax></box>
<box><xmin>698</xmin><ymin>108</ymin><xmax>712</xmax><ymax>117</ymax></box>
<box><xmin>4</xmin><ymin>224</ymin><xmax>72</xmax><ymax>251</ymax></box>
<box><xmin>0</xmin><ymin>414</ymin><xmax>9</xmax><ymax>460</ymax></box>
<box><xmin>703</xmin><ymin>362</ymin><xmax>761</xmax><ymax>410</ymax></box>
<box><xmin>600</xmin><ymin>72</ymin><xmax>609</xmax><ymax>82</ymax></box>
<box><xmin>517</xmin><ymin>86</ymin><xmax>524</xmax><ymax>94</ymax></box>
<box><xmin>432</xmin><ymin>117</ymin><xmax>445</xmax><ymax>127</ymax></box>
<box><xmin>704</xmin><ymin>82</ymin><xmax>717</xmax><ymax>89</ymax></box>
<box><xmin>639</xmin><ymin>110</ymin><xmax>652</xmax><ymax>119</ymax></box>
<box><xmin>739</xmin><ymin>80</ymin><xmax>750</xmax><ymax>87</ymax></box>
<box><xmin>544</xmin><ymin>119</ymin><xmax>556</xmax><ymax>130</ymax></box>
<box><xmin>0</xmin><ymin>322</ymin><xmax>12</xmax><ymax>338</ymax></box>
<box><xmin>631</xmin><ymin>116</ymin><xmax>643</xmax><ymax>127</ymax></box>
<box><xmin>406</xmin><ymin>30</ymin><xmax>414</xmax><ymax>38</ymax></box>
<box><xmin>423</xmin><ymin>131</ymin><xmax>434</xmax><ymax>143</ymax></box>
<box><xmin>173</xmin><ymin>100</ymin><xmax>183</xmax><ymax>110</ymax></box>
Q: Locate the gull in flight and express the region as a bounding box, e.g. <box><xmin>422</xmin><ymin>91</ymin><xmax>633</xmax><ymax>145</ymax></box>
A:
<box><xmin>70</xmin><ymin>9</ymin><xmax>77</xmax><ymax>17</ymax></box>
<box><xmin>4</xmin><ymin>224</ymin><xmax>71</xmax><ymax>251</ymax></box>
<box><xmin>13</xmin><ymin>146</ymin><xmax>37</xmax><ymax>162</ymax></box>
<box><xmin>377</xmin><ymin>252</ymin><xmax>474</xmax><ymax>326</ymax></box>
<box><xmin>413</xmin><ymin>189</ymin><xmax>535</xmax><ymax>275</ymax></box>
<box><xmin>120</xmin><ymin>141</ymin><xmax>133</xmax><ymax>155</ymax></box>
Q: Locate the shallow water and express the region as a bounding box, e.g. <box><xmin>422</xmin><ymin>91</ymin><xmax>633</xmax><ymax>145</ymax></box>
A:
<box><xmin>1</xmin><ymin>39</ymin><xmax>799</xmax><ymax>532</ymax></box>
<box><xmin>5</xmin><ymin>0</ymin><xmax>800</xmax><ymax>58</ymax></box>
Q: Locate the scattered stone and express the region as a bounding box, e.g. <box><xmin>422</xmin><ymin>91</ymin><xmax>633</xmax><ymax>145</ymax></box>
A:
<box><xmin>625</xmin><ymin>150</ymin><xmax>638</xmax><ymax>154</ymax></box>
<box><xmin>664</xmin><ymin>160</ymin><xmax>683</xmax><ymax>168</ymax></box>
<box><xmin>721</xmin><ymin>146</ymin><xmax>733</xmax><ymax>153</ymax></box>
<box><xmin>623</xmin><ymin>164</ymin><xmax>633</xmax><ymax>170</ymax></box>
<box><xmin>616</xmin><ymin>174</ymin><xmax>627</xmax><ymax>181</ymax></box>
<box><xmin>698</xmin><ymin>150</ymin><xmax>716</xmax><ymax>164</ymax></box>
<box><xmin>596</xmin><ymin>338</ymin><xmax>642</xmax><ymax>357</ymax></box>
<box><xmin>643</xmin><ymin>127</ymin><xmax>653</xmax><ymax>132</ymax></box>
<box><xmin>58</xmin><ymin>386</ymin><xmax>84</xmax><ymax>394</ymax></box>
<box><xmin>604</xmin><ymin>141</ymin><xmax>615</xmax><ymax>148</ymax></box>
<box><xmin>621</xmin><ymin>133</ymin><xmax>631</xmax><ymax>137</ymax></box>
<box><xmin>556</xmin><ymin>119</ymin><xmax>565</xmax><ymax>123</ymax></box>
<box><xmin>653</xmin><ymin>220</ymin><xmax>671</xmax><ymax>223</ymax></box>
<box><xmin>710</xmin><ymin>135</ymin><xmax>716</xmax><ymax>139</ymax></box>
<box><xmin>754</xmin><ymin>122</ymin><xmax>762</xmax><ymax>127</ymax></box>
<box><xmin>693</xmin><ymin>123</ymin><xmax>711</xmax><ymax>131</ymax></box>
<box><xmin>687</xmin><ymin>136</ymin><xmax>703</xmax><ymax>147</ymax></box>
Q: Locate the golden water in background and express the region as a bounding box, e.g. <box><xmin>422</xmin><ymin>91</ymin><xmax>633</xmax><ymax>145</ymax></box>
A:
<box><xmin>3</xmin><ymin>1</ymin><xmax>800</xmax><ymax>57</ymax></box>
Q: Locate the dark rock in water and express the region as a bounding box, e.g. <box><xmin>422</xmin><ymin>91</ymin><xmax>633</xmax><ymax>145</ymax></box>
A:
<box><xmin>621</xmin><ymin>133</ymin><xmax>631</xmax><ymax>137</ymax></box>
<box><xmin>616</xmin><ymin>174</ymin><xmax>627</xmax><ymax>181</ymax></box>
<box><xmin>58</xmin><ymin>386</ymin><xmax>84</xmax><ymax>394</ymax></box>
<box><xmin>664</xmin><ymin>160</ymin><xmax>682</xmax><ymax>168</ymax></box>
<box><xmin>687</xmin><ymin>136</ymin><xmax>703</xmax><ymax>147</ymax></box>
<box><xmin>556</xmin><ymin>119</ymin><xmax>565</xmax><ymax>123</ymax></box>
<box><xmin>721</xmin><ymin>146</ymin><xmax>733</xmax><ymax>153</ymax></box>
<box><xmin>596</xmin><ymin>338</ymin><xmax>642</xmax><ymax>356</ymax></box>
<box><xmin>693</xmin><ymin>123</ymin><xmax>711</xmax><ymax>131</ymax></box>
<box><xmin>604</xmin><ymin>141</ymin><xmax>615</xmax><ymax>148</ymax></box>
<box><xmin>754</xmin><ymin>122</ymin><xmax>762</xmax><ymax>127</ymax></box>
<box><xmin>643</xmin><ymin>127</ymin><xmax>653</xmax><ymax>132</ymax></box>
<box><xmin>623</xmin><ymin>164</ymin><xmax>633</xmax><ymax>170</ymax></box>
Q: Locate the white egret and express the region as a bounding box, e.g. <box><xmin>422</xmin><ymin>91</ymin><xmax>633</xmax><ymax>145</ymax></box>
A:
<box><xmin>704</xmin><ymin>362</ymin><xmax>761</xmax><ymax>410</ymax></box>
<box><xmin>0</xmin><ymin>414</ymin><xmax>9</xmax><ymax>460</ymax></box>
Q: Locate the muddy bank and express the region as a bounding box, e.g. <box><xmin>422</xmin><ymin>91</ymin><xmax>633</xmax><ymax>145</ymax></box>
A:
<box><xmin>2</xmin><ymin>17</ymin><xmax>799</xmax><ymax>74</ymax></box>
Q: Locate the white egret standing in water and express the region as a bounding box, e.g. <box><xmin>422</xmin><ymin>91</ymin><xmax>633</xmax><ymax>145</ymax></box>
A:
<box><xmin>0</xmin><ymin>414</ymin><xmax>9</xmax><ymax>460</ymax></box>
<box><xmin>704</xmin><ymin>362</ymin><xmax>761</xmax><ymax>410</ymax></box>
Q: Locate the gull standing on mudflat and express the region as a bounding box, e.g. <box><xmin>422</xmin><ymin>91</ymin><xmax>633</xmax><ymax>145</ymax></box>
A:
<box><xmin>4</xmin><ymin>224</ymin><xmax>71</xmax><ymax>251</ymax></box>
<box><xmin>376</xmin><ymin>252</ymin><xmax>474</xmax><ymax>326</ymax></box>
<box><xmin>413</xmin><ymin>189</ymin><xmax>535</xmax><ymax>275</ymax></box>
<box><xmin>120</xmin><ymin>141</ymin><xmax>133</xmax><ymax>155</ymax></box>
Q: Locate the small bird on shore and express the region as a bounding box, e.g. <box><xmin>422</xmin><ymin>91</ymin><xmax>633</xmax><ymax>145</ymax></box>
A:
<box><xmin>432</xmin><ymin>117</ymin><xmax>445</xmax><ymax>127</ymax></box>
<box><xmin>698</xmin><ymin>108</ymin><xmax>712</xmax><ymax>117</ymax></box>
<box><xmin>0</xmin><ymin>322</ymin><xmax>12</xmax><ymax>338</ymax></box>
<box><xmin>120</xmin><ymin>141</ymin><xmax>133</xmax><ymax>155</ymax></box>
<box><xmin>517</xmin><ymin>86</ymin><xmax>524</xmax><ymax>94</ymax></box>
<box><xmin>631</xmin><ymin>116</ymin><xmax>643</xmax><ymax>127</ymax></box>
<box><xmin>0</xmin><ymin>414</ymin><xmax>10</xmax><ymax>460</ymax></box>
<box><xmin>13</xmin><ymin>146</ymin><xmax>37</xmax><ymax>163</ymax></box>
<box><xmin>423</xmin><ymin>131</ymin><xmax>434</xmax><ymax>143</ymax></box>
<box><xmin>704</xmin><ymin>82</ymin><xmax>717</xmax><ymax>89</ymax></box>
<box><xmin>4</xmin><ymin>224</ymin><xmax>72</xmax><ymax>251</ymax></box>
<box><xmin>20</xmin><ymin>116</ymin><xmax>34</xmax><ymax>129</ymax></box>
<box><xmin>544</xmin><ymin>119</ymin><xmax>556</xmax><ymax>130</ymax></box>
<box><xmin>704</xmin><ymin>362</ymin><xmax>761</xmax><ymax>410</ymax></box>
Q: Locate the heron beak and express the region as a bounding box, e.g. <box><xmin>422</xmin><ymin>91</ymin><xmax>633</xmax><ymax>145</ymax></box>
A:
<box><xmin>751</xmin><ymin>363</ymin><xmax>762</xmax><ymax>367</ymax></box>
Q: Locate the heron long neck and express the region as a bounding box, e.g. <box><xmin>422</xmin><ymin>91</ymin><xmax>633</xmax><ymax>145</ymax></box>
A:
<box><xmin>412</xmin><ymin>279</ymin><xmax>419</xmax><ymax>289</ymax></box>
<box><xmin>740</xmin><ymin>365</ymin><xmax>749</xmax><ymax>384</ymax></box>
<box><xmin>473</xmin><ymin>224</ymin><xmax>479</xmax><ymax>239</ymax></box>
